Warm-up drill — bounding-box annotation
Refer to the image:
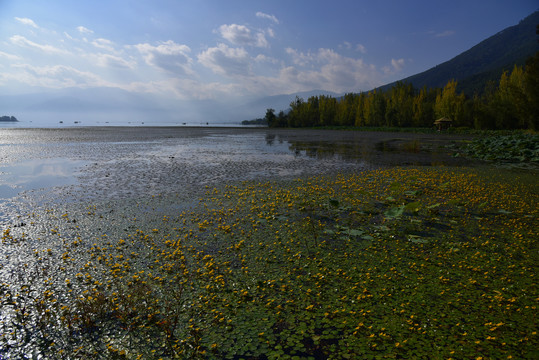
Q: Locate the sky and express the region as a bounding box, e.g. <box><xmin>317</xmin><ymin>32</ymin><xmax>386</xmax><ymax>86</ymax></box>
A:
<box><xmin>0</xmin><ymin>0</ymin><xmax>538</xmax><ymax>123</ymax></box>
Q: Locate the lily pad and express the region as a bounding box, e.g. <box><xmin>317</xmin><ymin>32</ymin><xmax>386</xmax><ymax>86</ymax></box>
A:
<box><xmin>384</xmin><ymin>205</ymin><xmax>405</xmax><ymax>218</ymax></box>
<box><xmin>408</xmin><ymin>235</ymin><xmax>429</xmax><ymax>244</ymax></box>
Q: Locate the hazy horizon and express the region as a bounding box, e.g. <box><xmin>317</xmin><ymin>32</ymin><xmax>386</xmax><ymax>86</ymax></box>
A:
<box><xmin>1</xmin><ymin>1</ymin><xmax>537</xmax><ymax>125</ymax></box>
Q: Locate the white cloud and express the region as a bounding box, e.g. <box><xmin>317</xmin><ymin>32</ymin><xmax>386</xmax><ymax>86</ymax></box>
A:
<box><xmin>434</xmin><ymin>30</ymin><xmax>455</xmax><ymax>38</ymax></box>
<box><xmin>77</xmin><ymin>26</ymin><xmax>94</xmax><ymax>34</ymax></box>
<box><xmin>382</xmin><ymin>58</ymin><xmax>406</xmax><ymax>74</ymax></box>
<box><xmin>92</xmin><ymin>38</ymin><xmax>115</xmax><ymax>51</ymax></box>
<box><xmin>256</xmin><ymin>12</ymin><xmax>279</xmax><ymax>24</ymax></box>
<box><xmin>285</xmin><ymin>48</ymin><xmax>313</xmax><ymax>67</ymax></box>
<box><xmin>94</xmin><ymin>53</ymin><xmax>136</xmax><ymax>69</ymax></box>
<box><xmin>284</xmin><ymin>47</ymin><xmax>381</xmax><ymax>92</ymax></box>
<box><xmin>198</xmin><ymin>43</ymin><xmax>252</xmax><ymax>77</ymax></box>
<box><xmin>10</xmin><ymin>64</ymin><xmax>110</xmax><ymax>88</ymax></box>
<box><xmin>339</xmin><ymin>42</ymin><xmax>367</xmax><ymax>54</ymax></box>
<box><xmin>356</xmin><ymin>43</ymin><xmax>367</xmax><ymax>54</ymax></box>
<box><xmin>218</xmin><ymin>24</ymin><xmax>268</xmax><ymax>48</ymax></box>
<box><xmin>391</xmin><ymin>58</ymin><xmax>405</xmax><ymax>71</ymax></box>
<box><xmin>0</xmin><ymin>51</ymin><xmax>22</xmax><ymax>61</ymax></box>
<box><xmin>10</xmin><ymin>35</ymin><xmax>69</xmax><ymax>55</ymax></box>
<box><xmin>125</xmin><ymin>77</ymin><xmax>241</xmax><ymax>100</ymax></box>
<box><xmin>254</xmin><ymin>54</ymin><xmax>278</xmax><ymax>64</ymax></box>
<box><xmin>340</xmin><ymin>41</ymin><xmax>353</xmax><ymax>51</ymax></box>
<box><xmin>15</xmin><ymin>17</ymin><xmax>39</xmax><ymax>28</ymax></box>
<box><xmin>133</xmin><ymin>40</ymin><xmax>193</xmax><ymax>75</ymax></box>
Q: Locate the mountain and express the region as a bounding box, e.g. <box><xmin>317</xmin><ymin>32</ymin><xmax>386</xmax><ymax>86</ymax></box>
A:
<box><xmin>380</xmin><ymin>10</ymin><xmax>539</xmax><ymax>95</ymax></box>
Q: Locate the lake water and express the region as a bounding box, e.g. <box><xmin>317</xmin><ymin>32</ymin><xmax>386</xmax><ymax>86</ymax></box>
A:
<box><xmin>0</xmin><ymin>127</ymin><xmax>472</xmax><ymax>213</ymax></box>
<box><xmin>0</xmin><ymin>126</ymin><xmax>482</xmax><ymax>357</ymax></box>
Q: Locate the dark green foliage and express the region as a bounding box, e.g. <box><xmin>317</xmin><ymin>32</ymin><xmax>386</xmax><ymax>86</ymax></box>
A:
<box><xmin>454</xmin><ymin>133</ymin><xmax>539</xmax><ymax>166</ymax></box>
<box><xmin>267</xmin><ymin>51</ymin><xmax>539</xmax><ymax>130</ymax></box>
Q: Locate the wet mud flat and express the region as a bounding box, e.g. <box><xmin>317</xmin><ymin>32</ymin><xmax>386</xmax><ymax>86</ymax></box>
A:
<box><xmin>0</xmin><ymin>127</ymin><xmax>476</xmax><ymax>356</ymax></box>
<box><xmin>1</xmin><ymin>126</ymin><xmax>474</xmax><ymax>282</ymax></box>
<box><xmin>0</xmin><ymin>127</ymin><xmax>473</xmax><ymax>207</ymax></box>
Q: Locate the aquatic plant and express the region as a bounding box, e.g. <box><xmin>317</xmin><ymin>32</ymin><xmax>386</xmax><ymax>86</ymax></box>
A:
<box><xmin>454</xmin><ymin>133</ymin><xmax>539</xmax><ymax>167</ymax></box>
<box><xmin>0</xmin><ymin>167</ymin><xmax>537</xmax><ymax>359</ymax></box>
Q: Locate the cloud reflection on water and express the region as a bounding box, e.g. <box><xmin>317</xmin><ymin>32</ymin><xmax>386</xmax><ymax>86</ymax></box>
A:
<box><xmin>0</xmin><ymin>158</ymin><xmax>86</xmax><ymax>200</ymax></box>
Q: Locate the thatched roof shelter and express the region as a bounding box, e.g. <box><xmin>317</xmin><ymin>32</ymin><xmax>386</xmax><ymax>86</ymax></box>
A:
<box><xmin>434</xmin><ymin>117</ymin><xmax>452</xmax><ymax>131</ymax></box>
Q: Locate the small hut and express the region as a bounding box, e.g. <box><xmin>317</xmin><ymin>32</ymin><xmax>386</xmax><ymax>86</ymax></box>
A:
<box><xmin>434</xmin><ymin>117</ymin><xmax>452</xmax><ymax>131</ymax></box>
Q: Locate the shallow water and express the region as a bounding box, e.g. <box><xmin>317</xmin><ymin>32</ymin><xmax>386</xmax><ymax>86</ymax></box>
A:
<box><xmin>0</xmin><ymin>127</ymin><xmax>476</xmax><ymax>213</ymax></box>
<box><xmin>0</xmin><ymin>158</ymin><xmax>86</xmax><ymax>199</ymax></box>
<box><xmin>0</xmin><ymin>127</ymin><xmax>501</xmax><ymax>357</ymax></box>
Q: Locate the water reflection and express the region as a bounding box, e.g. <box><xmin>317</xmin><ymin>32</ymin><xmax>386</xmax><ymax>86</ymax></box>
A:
<box><xmin>0</xmin><ymin>158</ymin><xmax>86</xmax><ymax>200</ymax></box>
<box><xmin>264</xmin><ymin>131</ymin><xmax>469</xmax><ymax>167</ymax></box>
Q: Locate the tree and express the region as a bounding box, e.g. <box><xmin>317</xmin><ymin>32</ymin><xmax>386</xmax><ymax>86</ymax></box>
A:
<box><xmin>287</xmin><ymin>96</ymin><xmax>305</xmax><ymax>127</ymax></box>
<box><xmin>490</xmin><ymin>66</ymin><xmax>528</xmax><ymax>129</ymax></box>
<box><xmin>364</xmin><ymin>90</ymin><xmax>386</xmax><ymax>126</ymax></box>
<box><xmin>412</xmin><ymin>86</ymin><xmax>436</xmax><ymax>127</ymax></box>
<box><xmin>385</xmin><ymin>82</ymin><xmax>414</xmax><ymax>127</ymax></box>
<box><xmin>319</xmin><ymin>95</ymin><xmax>337</xmax><ymax>126</ymax></box>
<box><xmin>354</xmin><ymin>92</ymin><xmax>367</xmax><ymax>127</ymax></box>
<box><xmin>524</xmin><ymin>51</ymin><xmax>539</xmax><ymax>129</ymax></box>
<box><xmin>265</xmin><ymin>108</ymin><xmax>277</xmax><ymax>127</ymax></box>
<box><xmin>435</xmin><ymin>79</ymin><xmax>466</xmax><ymax>126</ymax></box>
<box><xmin>305</xmin><ymin>96</ymin><xmax>320</xmax><ymax>127</ymax></box>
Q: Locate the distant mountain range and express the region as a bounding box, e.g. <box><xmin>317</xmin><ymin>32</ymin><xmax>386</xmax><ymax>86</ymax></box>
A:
<box><xmin>380</xmin><ymin>10</ymin><xmax>539</xmax><ymax>95</ymax></box>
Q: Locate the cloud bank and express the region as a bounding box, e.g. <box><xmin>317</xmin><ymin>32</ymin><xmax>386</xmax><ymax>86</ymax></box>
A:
<box><xmin>1</xmin><ymin>13</ymin><xmax>409</xmax><ymax>101</ymax></box>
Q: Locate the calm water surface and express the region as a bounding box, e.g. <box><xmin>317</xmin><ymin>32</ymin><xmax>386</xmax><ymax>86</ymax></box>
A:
<box><xmin>0</xmin><ymin>127</ymin><xmax>482</xmax><ymax>357</ymax></box>
<box><xmin>0</xmin><ymin>127</ymin><xmax>471</xmax><ymax>207</ymax></box>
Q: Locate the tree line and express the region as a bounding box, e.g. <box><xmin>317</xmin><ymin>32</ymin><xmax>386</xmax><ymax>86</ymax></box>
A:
<box><xmin>265</xmin><ymin>52</ymin><xmax>539</xmax><ymax>130</ymax></box>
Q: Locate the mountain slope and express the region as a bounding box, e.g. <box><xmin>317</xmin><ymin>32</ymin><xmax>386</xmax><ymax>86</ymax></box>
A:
<box><xmin>380</xmin><ymin>10</ymin><xmax>539</xmax><ymax>95</ymax></box>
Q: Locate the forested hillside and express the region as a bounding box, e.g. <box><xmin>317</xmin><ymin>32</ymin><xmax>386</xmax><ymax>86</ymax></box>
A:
<box><xmin>382</xmin><ymin>11</ymin><xmax>539</xmax><ymax>96</ymax></box>
<box><xmin>265</xmin><ymin>52</ymin><xmax>539</xmax><ymax>130</ymax></box>
<box><xmin>264</xmin><ymin>11</ymin><xmax>539</xmax><ymax>130</ymax></box>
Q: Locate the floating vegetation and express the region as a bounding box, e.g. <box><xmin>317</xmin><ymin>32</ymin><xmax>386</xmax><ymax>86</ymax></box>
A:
<box><xmin>0</xmin><ymin>167</ymin><xmax>537</xmax><ymax>359</ymax></box>
<box><xmin>453</xmin><ymin>133</ymin><xmax>539</xmax><ymax>168</ymax></box>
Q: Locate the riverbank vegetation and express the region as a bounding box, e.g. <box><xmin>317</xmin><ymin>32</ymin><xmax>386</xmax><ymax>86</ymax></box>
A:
<box><xmin>1</xmin><ymin>167</ymin><xmax>537</xmax><ymax>359</ymax></box>
<box><xmin>265</xmin><ymin>52</ymin><xmax>539</xmax><ymax>131</ymax></box>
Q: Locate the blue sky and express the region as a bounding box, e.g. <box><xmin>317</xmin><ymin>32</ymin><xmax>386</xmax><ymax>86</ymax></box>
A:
<box><xmin>1</xmin><ymin>0</ymin><xmax>537</xmax><ymax>108</ymax></box>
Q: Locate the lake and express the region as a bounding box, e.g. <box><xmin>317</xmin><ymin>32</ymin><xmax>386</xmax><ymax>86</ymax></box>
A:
<box><xmin>0</xmin><ymin>127</ymin><xmax>473</xmax><ymax>212</ymax></box>
<box><xmin>1</xmin><ymin>127</ymin><xmax>490</xmax><ymax>357</ymax></box>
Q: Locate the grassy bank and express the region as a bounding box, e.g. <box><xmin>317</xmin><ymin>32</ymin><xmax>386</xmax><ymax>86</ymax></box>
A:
<box><xmin>1</xmin><ymin>167</ymin><xmax>537</xmax><ymax>359</ymax></box>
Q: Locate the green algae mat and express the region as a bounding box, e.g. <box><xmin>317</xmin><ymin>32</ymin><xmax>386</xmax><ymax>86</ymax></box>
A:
<box><xmin>1</xmin><ymin>167</ymin><xmax>537</xmax><ymax>359</ymax></box>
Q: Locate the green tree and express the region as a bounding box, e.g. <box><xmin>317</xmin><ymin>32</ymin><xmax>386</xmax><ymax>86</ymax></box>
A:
<box><xmin>288</xmin><ymin>96</ymin><xmax>305</xmax><ymax>127</ymax></box>
<box><xmin>354</xmin><ymin>92</ymin><xmax>367</xmax><ymax>127</ymax></box>
<box><xmin>265</xmin><ymin>108</ymin><xmax>277</xmax><ymax>127</ymax></box>
<box><xmin>385</xmin><ymin>82</ymin><xmax>414</xmax><ymax>127</ymax></box>
<box><xmin>491</xmin><ymin>66</ymin><xmax>527</xmax><ymax>129</ymax></box>
<box><xmin>364</xmin><ymin>90</ymin><xmax>386</xmax><ymax>126</ymax></box>
<box><xmin>319</xmin><ymin>95</ymin><xmax>337</xmax><ymax>126</ymax></box>
<box><xmin>435</xmin><ymin>79</ymin><xmax>466</xmax><ymax>127</ymax></box>
<box><xmin>305</xmin><ymin>96</ymin><xmax>320</xmax><ymax>127</ymax></box>
<box><xmin>412</xmin><ymin>86</ymin><xmax>436</xmax><ymax>127</ymax></box>
<box><xmin>335</xmin><ymin>93</ymin><xmax>358</xmax><ymax>126</ymax></box>
<box><xmin>524</xmin><ymin>51</ymin><xmax>539</xmax><ymax>129</ymax></box>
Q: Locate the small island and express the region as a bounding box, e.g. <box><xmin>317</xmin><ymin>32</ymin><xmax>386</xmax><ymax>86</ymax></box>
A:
<box><xmin>0</xmin><ymin>116</ymin><xmax>18</xmax><ymax>122</ymax></box>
